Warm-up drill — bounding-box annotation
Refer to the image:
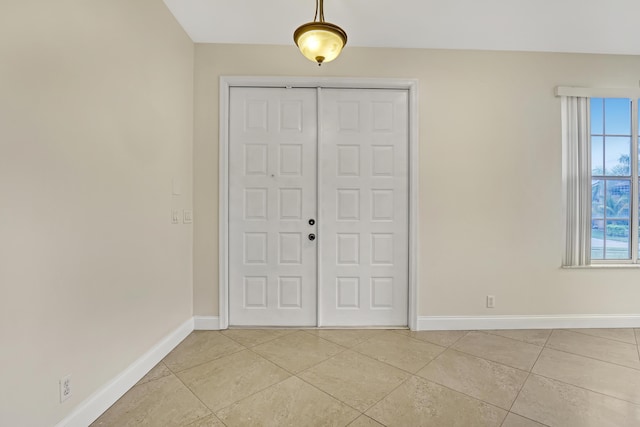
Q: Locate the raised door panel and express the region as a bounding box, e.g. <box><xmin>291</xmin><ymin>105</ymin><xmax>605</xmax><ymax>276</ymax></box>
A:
<box><xmin>229</xmin><ymin>87</ymin><xmax>317</xmax><ymax>326</ymax></box>
<box><xmin>319</xmin><ymin>88</ymin><xmax>409</xmax><ymax>326</ymax></box>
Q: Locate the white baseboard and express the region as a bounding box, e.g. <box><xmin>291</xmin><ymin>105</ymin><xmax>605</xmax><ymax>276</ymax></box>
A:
<box><xmin>417</xmin><ymin>314</ymin><xmax>640</xmax><ymax>331</ymax></box>
<box><xmin>55</xmin><ymin>318</ymin><xmax>194</xmax><ymax>427</ymax></box>
<box><xmin>194</xmin><ymin>315</ymin><xmax>221</xmax><ymax>330</ymax></box>
<box><xmin>50</xmin><ymin>312</ymin><xmax>638</xmax><ymax>426</ymax></box>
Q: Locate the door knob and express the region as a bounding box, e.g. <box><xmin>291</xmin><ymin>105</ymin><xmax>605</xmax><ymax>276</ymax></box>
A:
<box><xmin>309</xmin><ymin>219</ymin><xmax>315</xmax><ymax>225</ymax></box>
<box><xmin>308</xmin><ymin>233</ymin><xmax>316</xmax><ymax>241</ymax></box>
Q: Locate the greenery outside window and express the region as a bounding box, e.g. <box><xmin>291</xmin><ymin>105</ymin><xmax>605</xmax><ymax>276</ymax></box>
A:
<box><xmin>590</xmin><ymin>98</ymin><xmax>639</xmax><ymax>263</ymax></box>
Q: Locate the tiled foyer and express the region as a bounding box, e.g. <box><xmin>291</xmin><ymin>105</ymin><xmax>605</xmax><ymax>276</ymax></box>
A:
<box><xmin>92</xmin><ymin>328</ymin><xmax>640</xmax><ymax>426</ymax></box>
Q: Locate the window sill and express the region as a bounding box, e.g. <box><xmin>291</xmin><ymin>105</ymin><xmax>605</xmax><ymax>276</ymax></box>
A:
<box><xmin>562</xmin><ymin>264</ymin><xmax>640</xmax><ymax>269</ymax></box>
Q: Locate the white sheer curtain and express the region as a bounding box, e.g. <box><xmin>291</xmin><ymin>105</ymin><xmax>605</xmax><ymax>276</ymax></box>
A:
<box><xmin>561</xmin><ymin>96</ymin><xmax>591</xmax><ymax>266</ymax></box>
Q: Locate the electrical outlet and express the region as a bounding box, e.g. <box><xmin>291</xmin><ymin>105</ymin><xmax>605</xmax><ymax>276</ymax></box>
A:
<box><xmin>171</xmin><ymin>210</ymin><xmax>180</xmax><ymax>224</ymax></box>
<box><xmin>60</xmin><ymin>374</ymin><xmax>72</xmax><ymax>403</ymax></box>
<box><xmin>486</xmin><ymin>295</ymin><xmax>495</xmax><ymax>308</ymax></box>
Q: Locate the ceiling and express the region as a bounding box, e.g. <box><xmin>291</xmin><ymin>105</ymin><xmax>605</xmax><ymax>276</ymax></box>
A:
<box><xmin>163</xmin><ymin>0</ymin><xmax>640</xmax><ymax>55</ymax></box>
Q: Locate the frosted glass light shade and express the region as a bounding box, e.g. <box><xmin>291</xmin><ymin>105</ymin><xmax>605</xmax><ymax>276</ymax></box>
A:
<box><xmin>294</xmin><ymin>22</ymin><xmax>347</xmax><ymax>65</ymax></box>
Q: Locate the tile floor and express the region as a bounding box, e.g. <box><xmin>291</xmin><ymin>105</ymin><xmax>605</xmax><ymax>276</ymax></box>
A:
<box><xmin>92</xmin><ymin>328</ymin><xmax>640</xmax><ymax>426</ymax></box>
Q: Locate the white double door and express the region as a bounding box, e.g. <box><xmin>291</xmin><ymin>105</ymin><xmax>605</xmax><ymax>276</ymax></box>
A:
<box><xmin>229</xmin><ymin>86</ymin><xmax>408</xmax><ymax>327</ymax></box>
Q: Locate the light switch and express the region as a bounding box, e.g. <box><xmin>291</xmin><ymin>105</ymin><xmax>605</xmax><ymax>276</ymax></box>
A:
<box><xmin>172</xmin><ymin>178</ymin><xmax>182</xmax><ymax>196</ymax></box>
<box><xmin>171</xmin><ymin>210</ymin><xmax>180</xmax><ymax>224</ymax></box>
<box><xmin>183</xmin><ymin>210</ymin><xmax>193</xmax><ymax>224</ymax></box>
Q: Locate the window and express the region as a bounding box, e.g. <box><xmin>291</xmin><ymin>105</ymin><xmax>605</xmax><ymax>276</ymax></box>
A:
<box><xmin>589</xmin><ymin>98</ymin><xmax>636</xmax><ymax>262</ymax></box>
<box><xmin>561</xmin><ymin>90</ymin><xmax>640</xmax><ymax>266</ymax></box>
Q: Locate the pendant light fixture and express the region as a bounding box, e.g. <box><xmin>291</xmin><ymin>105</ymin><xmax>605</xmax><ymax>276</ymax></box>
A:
<box><xmin>293</xmin><ymin>0</ymin><xmax>347</xmax><ymax>66</ymax></box>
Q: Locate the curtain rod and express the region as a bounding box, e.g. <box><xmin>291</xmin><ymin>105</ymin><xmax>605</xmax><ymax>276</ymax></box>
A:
<box><xmin>556</xmin><ymin>86</ymin><xmax>640</xmax><ymax>98</ymax></box>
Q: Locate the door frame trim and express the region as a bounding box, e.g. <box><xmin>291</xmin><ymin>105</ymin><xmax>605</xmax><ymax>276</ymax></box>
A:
<box><xmin>219</xmin><ymin>76</ymin><xmax>420</xmax><ymax>330</ymax></box>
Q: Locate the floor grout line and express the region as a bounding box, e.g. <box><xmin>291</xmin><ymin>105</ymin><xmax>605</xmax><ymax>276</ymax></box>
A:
<box><xmin>526</xmin><ymin>371</ymin><xmax>640</xmax><ymax>407</ymax></box>
<box><xmin>392</xmin><ymin>329</ymin><xmax>471</xmax><ymax>348</ymax></box>
<box><xmin>468</xmin><ymin>330</ymin><xmax>546</xmax><ymax>350</ymax></box>
<box><xmin>347</xmin><ymin>345</ymin><xmax>442</xmax><ymax>376</ymax></box>
<box><xmin>411</xmin><ymin>376</ymin><xmax>509</xmax><ymax>420</ymax></box>
<box><xmin>413</xmin><ymin>373</ymin><xmax>516</xmax><ymax>413</ymax></box>
<box><xmin>164</xmin><ymin>334</ymin><xmax>302</xmax><ymax>423</ymax></box>
<box><xmin>220</xmin><ymin>328</ymin><xmax>299</xmax><ymax>349</ymax></box>
<box><xmin>542</xmin><ymin>344</ymin><xmax>640</xmax><ymax>369</ymax></box>
<box><xmin>543</xmin><ymin>342</ymin><xmax>640</xmax><ymax>371</ymax></box>
<box><xmin>443</xmin><ymin>346</ymin><xmax>537</xmax><ymax>373</ymax></box>
<box><xmin>482</xmin><ymin>329</ymin><xmax>552</xmax><ymax>347</ymax></box>
<box><xmin>164</xmin><ymin>346</ymin><xmax>248</xmax><ymax>375</ymax></box>
<box><xmin>398</xmin><ymin>331</ymin><xmax>451</xmax><ymax>349</ymax></box>
<box><xmin>356</xmin><ymin>372</ymin><xmax>415</xmax><ymax>423</ymax></box>
<box><xmin>557</xmin><ymin>328</ymin><xmax>639</xmax><ymax>345</ymax></box>
<box><xmin>170</xmin><ymin>372</ymin><xmax>222</xmax><ymax>426</ymax></box>
<box><xmin>449</xmin><ymin>329</ymin><xmax>472</xmax><ymax>347</ymax></box>
<box><xmin>97</xmin><ymin>328</ymin><xmax>640</xmax><ymax>426</ymax></box>
<box><xmin>435</xmin><ymin>347</ymin><xmax>531</xmax><ymax>375</ymax></box>
<box><xmin>450</xmin><ymin>329</ymin><xmax>640</xmax><ymax>373</ymax></box>
<box><xmin>297</xmin><ymin>353</ymin><xmax>413</xmax><ymax>413</ymax></box>
<box><xmin>542</xmin><ymin>328</ymin><xmax>553</xmax><ymax>347</ymax></box>
<box><xmin>299</xmin><ymin>328</ymin><xmax>384</xmax><ymax>349</ymax></box>
<box><xmin>209</xmin><ymin>374</ymin><xmax>294</xmax><ymax>419</ymax></box>
<box><xmin>505</xmin><ymin>372</ymin><xmax>532</xmax><ymax>416</ymax></box>
<box><xmin>345</xmin><ymin>414</ymin><xmax>388</xmax><ymax>427</ymax></box>
<box><xmin>502</xmin><ymin>335</ymin><xmax>550</xmax><ymax>423</ymax></box>
<box><xmin>132</xmin><ymin>361</ymin><xmax>173</xmax><ymax>388</ymax></box>
<box><xmin>171</xmin><ymin>348</ymin><xmax>300</xmax><ymax>424</ymax></box>
<box><xmin>293</xmin><ymin>374</ymin><xmax>364</xmax><ymax>416</ymax></box>
<box><xmin>503</xmin><ymin>412</ymin><xmax>552</xmax><ymax>427</ymax></box>
<box><xmin>245</xmin><ymin>334</ymin><xmax>352</xmax><ymax>376</ymax></box>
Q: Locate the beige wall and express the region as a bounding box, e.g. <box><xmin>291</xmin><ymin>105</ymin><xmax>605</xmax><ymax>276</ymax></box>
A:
<box><xmin>194</xmin><ymin>44</ymin><xmax>640</xmax><ymax>318</ymax></box>
<box><xmin>2</xmin><ymin>3</ymin><xmax>639</xmax><ymax>423</ymax></box>
<box><xmin>0</xmin><ymin>1</ymin><xmax>194</xmax><ymax>425</ymax></box>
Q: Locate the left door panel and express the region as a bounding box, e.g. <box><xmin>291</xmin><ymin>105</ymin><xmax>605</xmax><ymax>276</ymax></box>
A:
<box><xmin>229</xmin><ymin>87</ymin><xmax>318</xmax><ymax>326</ymax></box>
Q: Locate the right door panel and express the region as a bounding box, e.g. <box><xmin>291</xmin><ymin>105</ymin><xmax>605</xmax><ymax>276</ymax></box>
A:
<box><xmin>320</xmin><ymin>89</ymin><xmax>409</xmax><ymax>326</ymax></box>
